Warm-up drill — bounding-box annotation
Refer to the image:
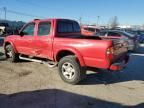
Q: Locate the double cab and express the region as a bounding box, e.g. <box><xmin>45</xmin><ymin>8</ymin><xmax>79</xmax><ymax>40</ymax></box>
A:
<box><xmin>4</xmin><ymin>19</ymin><xmax>129</xmax><ymax>84</ymax></box>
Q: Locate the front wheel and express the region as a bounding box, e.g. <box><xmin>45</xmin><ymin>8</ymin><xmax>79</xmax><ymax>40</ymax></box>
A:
<box><xmin>58</xmin><ymin>55</ymin><xmax>86</xmax><ymax>85</ymax></box>
<box><xmin>5</xmin><ymin>44</ymin><xmax>19</xmax><ymax>62</ymax></box>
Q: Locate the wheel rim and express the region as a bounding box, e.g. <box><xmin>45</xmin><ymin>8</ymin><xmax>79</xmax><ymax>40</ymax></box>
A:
<box><xmin>6</xmin><ymin>47</ymin><xmax>13</xmax><ymax>58</ymax></box>
<box><xmin>62</xmin><ymin>62</ymin><xmax>76</xmax><ymax>80</ymax></box>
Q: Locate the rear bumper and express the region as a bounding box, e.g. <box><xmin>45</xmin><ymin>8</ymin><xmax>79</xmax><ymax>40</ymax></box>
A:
<box><xmin>109</xmin><ymin>55</ymin><xmax>129</xmax><ymax>71</ymax></box>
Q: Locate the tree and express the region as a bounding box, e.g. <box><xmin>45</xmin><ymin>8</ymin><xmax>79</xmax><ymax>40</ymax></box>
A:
<box><xmin>108</xmin><ymin>16</ymin><xmax>119</xmax><ymax>29</ymax></box>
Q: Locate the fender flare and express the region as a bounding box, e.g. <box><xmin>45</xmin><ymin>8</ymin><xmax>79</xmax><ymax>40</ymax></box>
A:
<box><xmin>55</xmin><ymin>47</ymin><xmax>85</xmax><ymax>66</ymax></box>
<box><xmin>4</xmin><ymin>41</ymin><xmax>18</xmax><ymax>53</ymax></box>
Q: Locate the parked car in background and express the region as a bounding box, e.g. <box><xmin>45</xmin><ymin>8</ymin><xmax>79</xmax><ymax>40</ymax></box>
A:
<box><xmin>81</xmin><ymin>25</ymin><xmax>100</xmax><ymax>36</ymax></box>
<box><xmin>0</xmin><ymin>23</ymin><xmax>9</xmax><ymax>37</ymax></box>
<box><xmin>95</xmin><ymin>30</ymin><xmax>139</xmax><ymax>51</ymax></box>
<box><xmin>4</xmin><ymin>18</ymin><xmax>129</xmax><ymax>84</ymax></box>
<box><xmin>126</xmin><ymin>30</ymin><xmax>144</xmax><ymax>43</ymax></box>
<box><xmin>0</xmin><ymin>21</ymin><xmax>25</xmax><ymax>37</ymax></box>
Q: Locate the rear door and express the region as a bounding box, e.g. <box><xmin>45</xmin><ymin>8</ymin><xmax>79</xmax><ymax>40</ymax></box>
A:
<box><xmin>34</xmin><ymin>21</ymin><xmax>53</xmax><ymax>59</ymax></box>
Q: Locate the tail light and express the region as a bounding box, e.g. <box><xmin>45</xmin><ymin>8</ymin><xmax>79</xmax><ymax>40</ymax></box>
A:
<box><xmin>107</xmin><ymin>47</ymin><xmax>114</xmax><ymax>60</ymax></box>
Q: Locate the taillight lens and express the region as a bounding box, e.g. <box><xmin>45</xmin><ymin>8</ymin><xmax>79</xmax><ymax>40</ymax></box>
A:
<box><xmin>107</xmin><ymin>47</ymin><xmax>114</xmax><ymax>60</ymax></box>
<box><xmin>107</xmin><ymin>47</ymin><xmax>114</xmax><ymax>55</ymax></box>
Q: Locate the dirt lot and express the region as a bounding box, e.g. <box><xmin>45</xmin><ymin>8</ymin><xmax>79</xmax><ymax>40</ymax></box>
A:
<box><xmin>0</xmin><ymin>41</ymin><xmax>144</xmax><ymax>108</ymax></box>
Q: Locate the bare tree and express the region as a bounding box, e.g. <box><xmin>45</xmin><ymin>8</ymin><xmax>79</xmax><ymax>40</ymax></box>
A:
<box><xmin>108</xmin><ymin>16</ymin><xmax>119</xmax><ymax>29</ymax></box>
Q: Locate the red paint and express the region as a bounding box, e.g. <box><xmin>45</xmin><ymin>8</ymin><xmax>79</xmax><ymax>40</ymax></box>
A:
<box><xmin>4</xmin><ymin>19</ymin><xmax>129</xmax><ymax>71</ymax></box>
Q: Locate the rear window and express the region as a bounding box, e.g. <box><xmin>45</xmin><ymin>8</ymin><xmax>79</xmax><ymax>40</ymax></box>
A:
<box><xmin>57</xmin><ymin>20</ymin><xmax>80</xmax><ymax>33</ymax></box>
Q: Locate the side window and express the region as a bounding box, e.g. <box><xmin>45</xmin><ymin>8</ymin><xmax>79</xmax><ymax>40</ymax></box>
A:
<box><xmin>38</xmin><ymin>22</ymin><xmax>51</xmax><ymax>36</ymax></box>
<box><xmin>108</xmin><ymin>32</ymin><xmax>121</xmax><ymax>37</ymax></box>
<box><xmin>22</xmin><ymin>23</ymin><xmax>35</xmax><ymax>36</ymax></box>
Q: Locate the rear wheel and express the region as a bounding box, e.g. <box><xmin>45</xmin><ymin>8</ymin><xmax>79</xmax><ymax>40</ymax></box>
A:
<box><xmin>58</xmin><ymin>55</ymin><xmax>86</xmax><ymax>85</ymax></box>
<box><xmin>5</xmin><ymin>44</ymin><xmax>19</xmax><ymax>62</ymax></box>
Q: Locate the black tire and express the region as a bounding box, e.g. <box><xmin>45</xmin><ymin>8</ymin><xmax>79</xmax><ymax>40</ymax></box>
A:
<box><xmin>5</xmin><ymin>44</ymin><xmax>19</xmax><ymax>62</ymax></box>
<box><xmin>58</xmin><ymin>55</ymin><xmax>86</xmax><ymax>85</ymax></box>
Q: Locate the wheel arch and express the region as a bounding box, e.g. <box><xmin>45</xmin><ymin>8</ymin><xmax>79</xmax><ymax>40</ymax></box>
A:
<box><xmin>55</xmin><ymin>48</ymin><xmax>85</xmax><ymax>66</ymax></box>
<box><xmin>4</xmin><ymin>41</ymin><xmax>18</xmax><ymax>53</ymax></box>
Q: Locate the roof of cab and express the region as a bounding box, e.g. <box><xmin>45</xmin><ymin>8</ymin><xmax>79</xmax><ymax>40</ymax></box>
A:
<box><xmin>31</xmin><ymin>18</ymin><xmax>77</xmax><ymax>22</ymax></box>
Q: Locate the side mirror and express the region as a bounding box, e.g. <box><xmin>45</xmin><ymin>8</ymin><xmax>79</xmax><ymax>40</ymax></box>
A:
<box><xmin>19</xmin><ymin>31</ymin><xmax>24</xmax><ymax>37</ymax></box>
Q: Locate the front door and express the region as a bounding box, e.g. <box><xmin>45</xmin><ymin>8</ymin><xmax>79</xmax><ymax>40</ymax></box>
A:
<box><xmin>15</xmin><ymin>23</ymin><xmax>36</xmax><ymax>55</ymax></box>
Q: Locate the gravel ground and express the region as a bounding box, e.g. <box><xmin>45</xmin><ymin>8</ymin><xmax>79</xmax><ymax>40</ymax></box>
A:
<box><xmin>0</xmin><ymin>41</ymin><xmax>144</xmax><ymax>108</ymax></box>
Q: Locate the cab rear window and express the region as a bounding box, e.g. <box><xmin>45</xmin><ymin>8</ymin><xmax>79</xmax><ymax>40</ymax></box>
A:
<box><xmin>57</xmin><ymin>20</ymin><xmax>80</xmax><ymax>33</ymax></box>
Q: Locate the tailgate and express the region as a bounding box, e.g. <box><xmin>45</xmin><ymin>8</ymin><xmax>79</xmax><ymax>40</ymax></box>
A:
<box><xmin>112</xmin><ymin>39</ymin><xmax>128</xmax><ymax>62</ymax></box>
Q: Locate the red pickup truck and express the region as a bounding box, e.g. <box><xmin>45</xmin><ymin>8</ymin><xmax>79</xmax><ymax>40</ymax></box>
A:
<box><xmin>4</xmin><ymin>19</ymin><xmax>129</xmax><ymax>84</ymax></box>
